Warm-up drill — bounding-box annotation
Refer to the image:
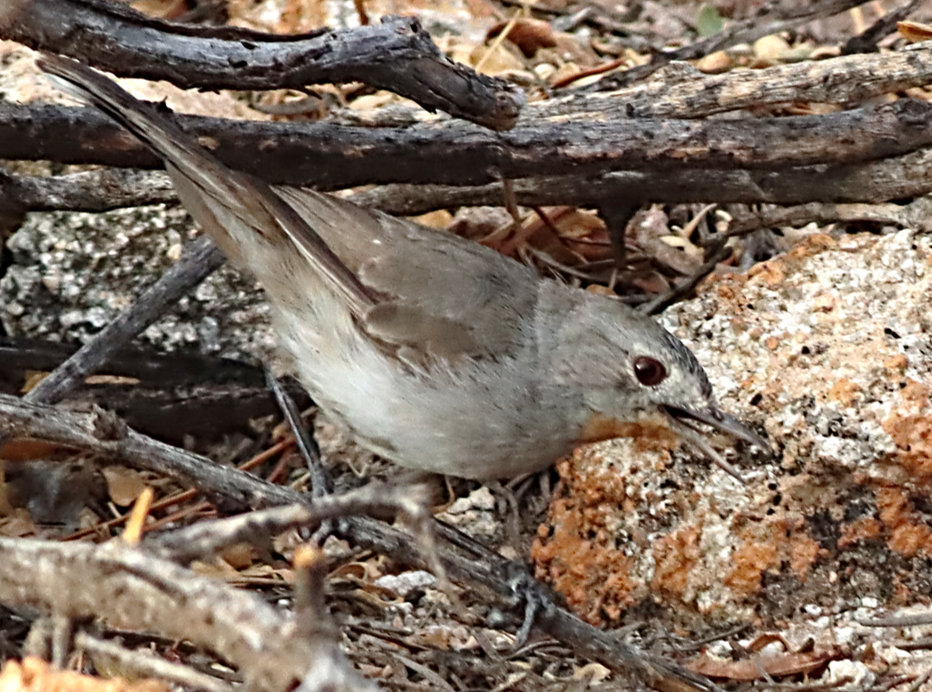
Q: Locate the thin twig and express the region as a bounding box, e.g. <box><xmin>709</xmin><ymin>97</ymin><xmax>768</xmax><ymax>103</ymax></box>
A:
<box><xmin>25</xmin><ymin>236</ymin><xmax>224</xmax><ymax>405</ymax></box>
<box><xmin>640</xmin><ymin>242</ymin><xmax>732</xmax><ymax>315</ymax></box>
<box><xmin>75</xmin><ymin>632</ymin><xmax>234</xmax><ymax>692</ymax></box>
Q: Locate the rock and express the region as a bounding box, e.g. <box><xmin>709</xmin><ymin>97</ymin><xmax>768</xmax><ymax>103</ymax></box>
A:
<box><xmin>0</xmin><ymin>205</ymin><xmax>274</xmax><ymax>360</ymax></box>
<box><xmin>533</xmin><ymin>231</ymin><xmax>932</xmax><ymax>629</ymax></box>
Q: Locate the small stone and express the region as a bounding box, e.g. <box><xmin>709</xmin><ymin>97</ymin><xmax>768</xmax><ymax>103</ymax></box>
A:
<box><xmin>826</xmin><ymin>660</ymin><xmax>873</xmax><ymax>688</ymax></box>
<box><xmin>374</xmin><ymin>570</ymin><xmax>436</xmax><ymax>598</ymax></box>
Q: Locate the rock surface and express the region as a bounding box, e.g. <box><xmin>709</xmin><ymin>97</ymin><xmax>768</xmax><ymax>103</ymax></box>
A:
<box><xmin>1</xmin><ymin>205</ymin><xmax>274</xmax><ymax>360</ymax></box>
<box><xmin>533</xmin><ymin>230</ymin><xmax>932</xmax><ymax>636</ymax></box>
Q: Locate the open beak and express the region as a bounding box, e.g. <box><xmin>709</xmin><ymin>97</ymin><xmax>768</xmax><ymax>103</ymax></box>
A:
<box><xmin>661</xmin><ymin>404</ymin><xmax>770</xmax><ymax>482</ymax></box>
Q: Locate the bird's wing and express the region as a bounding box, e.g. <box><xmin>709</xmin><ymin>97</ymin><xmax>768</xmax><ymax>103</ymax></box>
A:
<box><xmin>277</xmin><ymin>187</ymin><xmax>538</xmax><ymax>361</ymax></box>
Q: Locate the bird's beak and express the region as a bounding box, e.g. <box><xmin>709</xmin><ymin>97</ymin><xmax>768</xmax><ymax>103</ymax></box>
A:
<box><xmin>664</xmin><ymin>405</ymin><xmax>769</xmax><ymax>449</ymax></box>
<box><xmin>661</xmin><ymin>404</ymin><xmax>770</xmax><ymax>481</ymax></box>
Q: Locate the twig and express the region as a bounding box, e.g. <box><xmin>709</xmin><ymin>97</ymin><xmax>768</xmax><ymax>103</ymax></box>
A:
<box><xmin>723</xmin><ymin>199</ymin><xmax>932</xmax><ymax>236</ymax></box>
<box><xmin>320</xmin><ymin>147</ymin><xmax>932</xmax><ymax>215</ymax></box>
<box><xmin>545</xmin><ymin>43</ymin><xmax>932</xmax><ymax>120</ymax></box>
<box><xmin>0</xmin><ymin>537</ymin><xmax>360</xmax><ymax>692</ymax></box>
<box><xmin>0</xmin><ymin>392</ymin><xmax>719</xmax><ymax>692</ymax></box>
<box><xmin>265</xmin><ymin>371</ymin><xmax>329</xmax><ymax>498</ymax></box>
<box><xmin>146</xmin><ymin>484</ymin><xmax>424</xmax><ymax>564</ymax></box>
<box><xmin>0</xmin><ymin>392</ymin><xmax>298</xmax><ymax>510</ymax></box>
<box><xmin>902</xmin><ymin>667</ymin><xmax>932</xmax><ymax>692</ymax></box>
<box><xmin>590</xmin><ymin>0</ymin><xmax>869</xmax><ymax>89</ymax></box>
<box><xmin>859</xmin><ymin>612</ymin><xmax>932</xmax><ymax>626</ymax></box>
<box><xmin>24</xmin><ymin>236</ymin><xmax>224</xmax><ymax>405</ymax></box>
<box><xmin>12</xmin><ymin>152</ymin><xmax>932</xmax><ymax>220</ymax></box>
<box><xmin>64</xmin><ymin>438</ymin><xmax>293</xmax><ymax>541</ymax></box>
<box><xmin>292</xmin><ymin>546</ymin><xmax>336</xmax><ymax>642</ymax></box>
<box><xmin>0</xmin><ymin>168</ymin><xmax>176</xmax><ymax>212</ymax></box>
<box><xmin>6</xmin><ymin>97</ymin><xmax>932</xmax><ymax>187</ymax></box>
<box><xmin>641</xmin><ymin>242</ymin><xmax>733</xmax><ymax>315</ymax></box>
<box><xmin>0</xmin><ymin>0</ymin><xmax>522</xmax><ymax>130</ymax></box>
<box><xmin>75</xmin><ymin>632</ymin><xmax>234</xmax><ymax>692</ymax></box>
<box><xmin>843</xmin><ymin>0</ymin><xmax>921</xmax><ymax>54</ymax></box>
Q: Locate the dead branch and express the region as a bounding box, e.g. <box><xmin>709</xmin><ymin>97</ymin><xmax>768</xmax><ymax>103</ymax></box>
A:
<box><xmin>0</xmin><ymin>393</ymin><xmax>295</xmax><ymax>510</ymax></box>
<box><xmin>0</xmin><ymin>168</ymin><xmax>176</xmax><ymax>212</ymax></box>
<box><xmin>0</xmin><ymin>337</ymin><xmax>307</xmax><ymax>444</ymax></box>
<box><xmin>0</xmin><ymin>537</ymin><xmax>369</xmax><ymax>692</ymax></box>
<box><xmin>346</xmin><ymin>146</ymin><xmax>932</xmax><ymax>214</ymax></box>
<box><xmin>6</xmin><ymin>43</ymin><xmax>932</xmax><ymax>213</ymax></box>
<box><xmin>23</xmin><ymin>236</ymin><xmax>224</xmax><ymax>405</ymax></box>
<box><xmin>590</xmin><ymin>0</ymin><xmax>869</xmax><ymax>88</ymax></box>
<box><xmin>842</xmin><ymin>0</ymin><xmax>922</xmax><ymax>54</ymax></box>
<box><xmin>544</xmin><ymin>44</ymin><xmax>932</xmax><ymax>119</ymax></box>
<box><xmin>0</xmin><ymin>0</ymin><xmax>521</xmax><ymax>130</ymax></box>
<box><xmin>8</xmin><ymin>144</ymin><xmax>932</xmax><ymax>216</ymax></box>
<box><xmin>3</xmin><ymin>98</ymin><xmax>932</xmax><ymax>189</ymax></box>
<box><xmin>74</xmin><ymin>632</ymin><xmax>234</xmax><ymax>692</ymax></box>
<box><xmin>145</xmin><ymin>484</ymin><xmax>426</xmax><ymax>565</ymax></box>
<box><xmin>724</xmin><ymin>197</ymin><xmax>932</xmax><ymax>235</ymax></box>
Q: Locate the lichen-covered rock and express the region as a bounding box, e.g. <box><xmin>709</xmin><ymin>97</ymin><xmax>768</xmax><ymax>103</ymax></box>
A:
<box><xmin>533</xmin><ymin>231</ymin><xmax>932</xmax><ymax>630</ymax></box>
<box><xmin>0</xmin><ymin>205</ymin><xmax>274</xmax><ymax>361</ymax></box>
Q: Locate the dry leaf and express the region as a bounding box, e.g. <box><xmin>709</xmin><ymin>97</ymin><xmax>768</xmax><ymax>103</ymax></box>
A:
<box><xmin>5</xmin><ymin>460</ymin><xmax>105</xmax><ymax>526</ymax></box>
<box><xmin>220</xmin><ymin>542</ymin><xmax>259</xmax><ymax>570</ymax></box>
<box><xmin>899</xmin><ymin>20</ymin><xmax>932</xmax><ymax>43</ymax></box>
<box><xmin>488</xmin><ymin>18</ymin><xmax>557</xmax><ymax>57</ymax></box>
<box><xmin>102</xmin><ymin>467</ymin><xmax>149</xmax><ymax>507</ymax></box>
<box><xmin>0</xmin><ymin>656</ymin><xmax>169</xmax><ymax>692</ymax></box>
<box><xmin>20</xmin><ymin>371</ymin><xmax>48</xmax><ymax>394</ymax></box>
<box><xmin>191</xmin><ymin>558</ymin><xmax>241</xmax><ymax>579</ymax></box>
<box><xmin>411</xmin><ymin>210</ymin><xmax>454</xmax><ymax>229</ymax></box>
<box><xmin>748</xmin><ymin>632</ymin><xmax>790</xmax><ymax>653</ymax></box>
<box><xmin>84</xmin><ymin>375</ymin><xmax>140</xmax><ymax>386</ymax></box>
<box><xmin>754</xmin><ymin>34</ymin><xmax>791</xmax><ymax>62</ymax></box>
<box><xmin>0</xmin><ymin>509</ymin><xmax>37</xmax><ymax>537</ymax></box>
<box><xmin>0</xmin><ymin>439</ymin><xmax>65</xmax><ymax>461</ymax></box>
<box><xmin>695</xmin><ymin>50</ymin><xmax>732</xmax><ymax>73</ymax></box>
<box><xmin>688</xmin><ymin>650</ymin><xmax>834</xmax><ymax>680</ymax></box>
<box><xmin>573</xmin><ymin>662</ymin><xmax>611</xmax><ymax>683</ymax></box>
<box><xmin>130</xmin><ymin>0</ymin><xmax>187</xmax><ymax>19</ymax></box>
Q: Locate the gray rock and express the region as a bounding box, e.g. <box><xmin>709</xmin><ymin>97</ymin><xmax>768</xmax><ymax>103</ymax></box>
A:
<box><xmin>1</xmin><ymin>205</ymin><xmax>275</xmax><ymax>361</ymax></box>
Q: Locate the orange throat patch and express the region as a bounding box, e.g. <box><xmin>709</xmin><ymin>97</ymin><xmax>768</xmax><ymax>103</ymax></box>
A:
<box><xmin>578</xmin><ymin>411</ymin><xmax>678</xmax><ymax>445</ymax></box>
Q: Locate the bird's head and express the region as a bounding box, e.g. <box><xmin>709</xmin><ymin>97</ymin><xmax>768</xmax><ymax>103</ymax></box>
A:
<box><xmin>550</xmin><ymin>291</ymin><xmax>768</xmax><ymax>478</ymax></box>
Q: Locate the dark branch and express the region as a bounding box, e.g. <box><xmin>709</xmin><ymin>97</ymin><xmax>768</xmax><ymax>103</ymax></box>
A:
<box><xmin>7</xmin><ymin>146</ymin><xmax>932</xmax><ymax>216</ymax></box>
<box><xmin>0</xmin><ymin>0</ymin><xmax>522</xmax><ymax>130</ymax></box>
<box><xmin>3</xmin><ymin>99</ymin><xmax>932</xmax><ymax>189</ymax></box>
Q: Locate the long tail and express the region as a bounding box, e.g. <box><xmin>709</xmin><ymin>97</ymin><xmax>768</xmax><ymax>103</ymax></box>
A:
<box><xmin>38</xmin><ymin>54</ymin><xmax>374</xmax><ymax>317</ymax></box>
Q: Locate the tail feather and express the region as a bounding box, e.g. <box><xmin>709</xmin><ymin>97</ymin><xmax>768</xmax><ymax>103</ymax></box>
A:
<box><xmin>37</xmin><ymin>55</ymin><xmax>375</xmax><ymax>317</ymax></box>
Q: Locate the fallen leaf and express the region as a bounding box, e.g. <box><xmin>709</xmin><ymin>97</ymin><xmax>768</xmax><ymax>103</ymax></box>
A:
<box><xmin>102</xmin><ymin>467</ymin><xmax>149</xmax><ymax>507</ymax></box>
<box><xmin>688</xmin><ymin>650</ymin><xmax>834</xmax><ymax>680</ymax></box>
<box><xmin>899</xmin><ymin>20</ymin><xmax>932</xmax><ymax>42</ymax></box>
<box><xmin>488</xmin><ymin>18</ymin><xmax>556</xmax><ymax>57</ymax></box>
<box><xmin>0</xmin><ymin>656</ymin><xmax>169</xmax><ymax>692</ymax></box>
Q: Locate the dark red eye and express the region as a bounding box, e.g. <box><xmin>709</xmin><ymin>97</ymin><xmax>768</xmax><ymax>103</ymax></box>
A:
<box><xmin>634</xmin><ymin>356</ymin><xmax>667</xmax><ymax>387</ymax></box>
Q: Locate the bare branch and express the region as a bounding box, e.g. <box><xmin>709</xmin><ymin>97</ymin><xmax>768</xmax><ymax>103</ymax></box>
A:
<box><xmin>75</xmin><ymin>632</ymin><xmax>234</xmax><ymax>692</ymax></box>
<box><xmin>3</xmin><ymin>99</ymin><xmax>932</xmax><ymax>189</ymax></box>
<box><xmin>0</xmin><ymin>537</ymin><xmax>365</xmax><ymax>692</ymax></box>
<box><xmin>0</xmin><ymin>0</ymin><xmax>521</xmax><ymax>130</ymax></box>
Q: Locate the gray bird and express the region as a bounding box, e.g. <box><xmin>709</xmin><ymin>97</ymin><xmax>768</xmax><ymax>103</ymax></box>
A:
<box><xmin>39</xmin><ymin>55</ymin><xmax>767</xmax><ymax>480</ymax></box>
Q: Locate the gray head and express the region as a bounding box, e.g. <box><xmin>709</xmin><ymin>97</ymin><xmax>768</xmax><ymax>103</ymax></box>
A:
<box><xmin>552</xmin><ymin>291</ymin><xmax>768</xmax><ymax>478</ymax></box>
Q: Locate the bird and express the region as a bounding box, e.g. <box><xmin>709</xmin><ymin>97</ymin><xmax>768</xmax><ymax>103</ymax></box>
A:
<box><xmin>38</xmin><ymin>55</ymin><xmax>767</xmax><ymax>480</ymax></box>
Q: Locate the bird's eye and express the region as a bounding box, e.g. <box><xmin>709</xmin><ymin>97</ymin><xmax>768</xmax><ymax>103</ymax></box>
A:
<box><xmin>634</xmin><ymin>356</ymin><xmax>667</xmax><ymax>386</ymax></box>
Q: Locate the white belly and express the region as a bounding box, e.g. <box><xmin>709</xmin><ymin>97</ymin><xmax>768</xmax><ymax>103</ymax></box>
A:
<box><xmin>272</xmin><ymin>297</ymin><xmax>575</xmax><ymax>479</ymax></box>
